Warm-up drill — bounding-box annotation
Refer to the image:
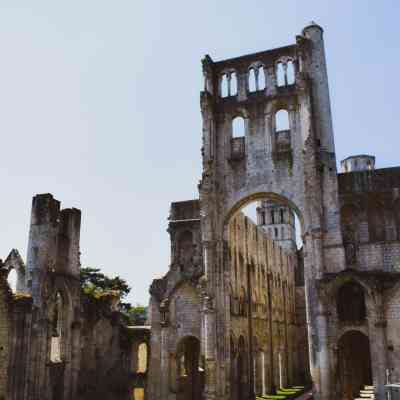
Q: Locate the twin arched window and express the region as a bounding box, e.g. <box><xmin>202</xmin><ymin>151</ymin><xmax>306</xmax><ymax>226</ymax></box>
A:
<box><xmin>221</xmin><ymin>72</ymin><xmax>238</xmax><ymax>98</ymax></box>
<box><xmin>248</xmin><ymin>66</ymin><xmax>266</xmax><ymax>93</ymax></box>
<box><xmin>276</xmin><ymin>60</ymin><xmax>295</xmax><ymax>87</ymax></box>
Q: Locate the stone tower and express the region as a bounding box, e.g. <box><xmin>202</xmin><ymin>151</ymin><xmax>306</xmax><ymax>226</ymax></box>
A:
<box><xmin>256</xmin><ymin>200</ymin><xmax>297</xmax><ymax>253</ymax></box>
<box><xmin>199</xmin><ymin>22</ymin><xmax>345</xmax><ymax>400</ymax></box>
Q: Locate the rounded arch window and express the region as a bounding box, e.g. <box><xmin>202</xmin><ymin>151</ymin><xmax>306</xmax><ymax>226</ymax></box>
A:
<box><xmin>230</xmin><ymin>72</ymin><xmax>238</xmax><ymax>96</ymax></box>
<box><xmin>276</xmin><ymin>62</ymin><xmax>286</xmax><ymax>87</ymax></box>
<box><xmin>50</xmin><ymin>291</ymin><xmax>64</xmax><ymax>363</ymax></box>
<box><xmin>137</xmin><ymin>342</ymin><xmax>148</xmax><ymax>373</ymax></box>
<box><xmin>286</xmin><ymin>60</ymin><xmax>295</xmax><ymax>84</ymax></box>
<box><xmin>7</xmin><ymin>269</ymin><xmax>17</xmax><ymax>292</ymax></box>
<box><xmin>337</xmin><ymin>282</ymin><xmax>366</xmax><ymax>322</ymax></box>
<box><xmin>275</xmin><ymin>109</ymin><xmax>289</xmax><ymax>132</ymax></box>
<box><xmin>232</xmin><ymin>116</ymin><xmax>245</xmax><ymax>138</ymax></box>
<box><xmin>221</xmin><ymin>74</ymin><xmax>229</xmax><ymax>97</ymax></box>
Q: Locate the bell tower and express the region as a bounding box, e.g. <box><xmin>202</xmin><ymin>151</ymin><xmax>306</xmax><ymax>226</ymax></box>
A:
<box><xmin>199</xmin><ymin>22</ymin><xmax>345</xmax><ymax>400</ymax></box>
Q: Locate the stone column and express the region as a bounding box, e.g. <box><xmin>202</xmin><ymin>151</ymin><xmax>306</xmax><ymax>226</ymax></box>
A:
<box><xmin>203</xmin><ymin>294</ymin><xmax>216</xmax><ymax>400</ymax></box>
<box><xmin>160</xmin><ymin>325</ymin><xmax>170</xmax><ymax>400</ymax></box>
<box><xmin>369</xmin><ymin>320</ymin><xmax>388</xmax><ymax>399</ymax></box>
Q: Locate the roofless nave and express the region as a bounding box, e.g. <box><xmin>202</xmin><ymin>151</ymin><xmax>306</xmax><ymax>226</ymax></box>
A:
<box><xmin>1</xmin><ymin>22</ymin><xmax>400</xmax><ymax>400</ymax></box>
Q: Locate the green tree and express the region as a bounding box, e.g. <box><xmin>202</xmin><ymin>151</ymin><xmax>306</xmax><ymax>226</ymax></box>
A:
<box><xmin>80</xmin><ymin>267</ymin><xmax>147</xmax><ymax>325</ymax></box>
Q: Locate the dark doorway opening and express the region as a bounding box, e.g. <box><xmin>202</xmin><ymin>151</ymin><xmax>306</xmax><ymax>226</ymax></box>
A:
<box><xmin>176</xmin><ymin>336</ymin><xmax>203</xmax><ymax>400</ymax></box>
<box><xmin>338</xmin><ymin>331</ymin><xmax>372</xmax><ymax>400</ymax></box>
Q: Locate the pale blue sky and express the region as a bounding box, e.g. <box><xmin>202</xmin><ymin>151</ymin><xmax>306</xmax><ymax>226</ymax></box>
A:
<box><xmin>1</xmin><ymin>1</ymin><xmax>399</xmax><ymax>304</ymax></box>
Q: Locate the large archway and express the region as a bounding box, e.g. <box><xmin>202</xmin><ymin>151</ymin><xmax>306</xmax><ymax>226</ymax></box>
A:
<box><xmin>226</xmin><ymin>192</ymin><xmax>308</xmax><ymax>393</ymax></box>
<box><xmin>337</xmin><ymin>331</ymin><xmax>372</xmax><ymax>400</ymax></box>
<box><xmin>176</xmin><ymin>336</ymin><xmax>203</xmax><ymax>400</ymax></box>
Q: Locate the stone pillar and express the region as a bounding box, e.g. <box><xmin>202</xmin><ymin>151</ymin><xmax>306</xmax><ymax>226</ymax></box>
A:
<box><xmin>369</xmin><ymin>320</ymin><xmax>388</xmax><ymax>399</ymax></box>
<box><xmin>203</xmin><ymin>294</ymin><xmax>216</xmax><ymax>400</ymax></box>
<box><xmin>160</xmin><ymin>326</ymin><xmax>170</xmax><ymax>400</ymax></box>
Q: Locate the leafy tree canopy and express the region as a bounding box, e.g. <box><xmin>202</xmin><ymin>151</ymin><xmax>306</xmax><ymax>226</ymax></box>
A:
<box><xmin>80</xmin><ymin>267</ymin><xmax>147</xmax><ymax>325</ymax></box>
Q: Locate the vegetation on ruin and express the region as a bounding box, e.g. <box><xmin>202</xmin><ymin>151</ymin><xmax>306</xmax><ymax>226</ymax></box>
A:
<box><xmin>80</xmin><ymin>267</ymin><xmax>147</xmax><ymax>325</ymax></box>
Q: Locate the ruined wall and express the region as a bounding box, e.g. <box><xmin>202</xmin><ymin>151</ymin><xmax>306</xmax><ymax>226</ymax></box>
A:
<box><xmin>385</xmin><ymin>283</ymin><xmax>400</xmax><ymax>383</ymax></box>
<box><xmin>148</xmin><ymin>200</ymin><xmax>203</xmax><ymax>400</ymax></box>
<box><xmin>228</xmin><ymin>212</ymin><xmax>302</xmax><ymax>395</ymax></box>
<box><xmin>2</xmin><ymin>194</ymin><xmax>145</xmax><ymax>400</ymax></box>
<box><xmin>76</xmin><ymin>295</ymin><xmax>133</xmax><ymax>400</ymax></box>
<box><xmin>0</xmin><ymin>269</ymin><xmax>10</xmax><ymax>400</ymax></box>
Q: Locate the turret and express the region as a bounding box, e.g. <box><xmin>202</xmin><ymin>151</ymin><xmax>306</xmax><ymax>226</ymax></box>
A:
<box><xmin>25</xmin><ymin>194</ymin><xmax>81</xmax><ymax>306</ymax></box>
<box><xmin>340</xmin><ymin>155</ymin><xmax>375</xmax><ymax>173</ymax></box>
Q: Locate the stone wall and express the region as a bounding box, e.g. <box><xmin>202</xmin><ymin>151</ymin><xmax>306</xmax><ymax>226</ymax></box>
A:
<box><xmin>0</xmin><ymin>269</ymin><xmax>10</xmax><ymax>400</ymax></box>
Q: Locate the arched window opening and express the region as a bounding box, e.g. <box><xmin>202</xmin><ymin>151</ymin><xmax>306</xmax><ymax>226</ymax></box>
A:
<box><xmin>276</xmin><ymin>62</ymin><xmax>286</xmax><ymax>87</ymax></box>
<box><xmin>50</xmin><ymin>292</ymin><xmax>63</xmax><ymax>363</ymax></box>
<box><xmin>230</xmin><ymin>72</ymin><xmax>238</xmax><ymax>96</ymax></box>
<box><xmin>232</xmin><ymin>116</ymin><xmax>245</xmax><ymax>138</ymax></box>
<box><xmin>178</xmin><ymin>231</ymin><xmax>194</xmax><ymax>266</ymax></box>
<box><xmin>286</xmin><ymin>61</ymin><xmax>295</xmax><ymax>85</ymax></box>
<box><xmin>280</xmin><ymin>209</ymin><xmax>284</xmax><ymax>223</ymax></box>
<box><xmin>341</xmin><ymin>205</ymin><xmax>359</xmax><ymax>264</ymax></box>
<box><xmin>248</xmin><ymin>68</ymin><xmax>257</xmax><ymax>92</ymax></box>
<box><xmin>221</xmin><ymin>74</ymin><xmax>229</xmax><ymax>98</ymax></box>
<box><xmin>7</xmin><ymin>269</ymin><xmax>17</xmax><ymax>292</ymax></box>
<box><xmin>258</xmin><ymin>66</ymin><xmax>266</xmax><ymax>90</ymax></box>
<box><xmin>337</xmin><ymin>282</ymin><xmax>366</xmax><ymax>323</ymax></box>
<box><xmin>137</xmin><ymin>342</ymin><xmax>148</xmax><ymax>373</ymax></box>
<box><xmin>275</xmin><ymin>109</ymin><xmax>290</xmax><ymax>132</ymax></box>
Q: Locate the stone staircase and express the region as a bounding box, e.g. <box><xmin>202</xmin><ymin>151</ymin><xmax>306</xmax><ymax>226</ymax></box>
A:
<box><xmin>354</xmin><ymin>385</ymin><xmax>375</xmax><ymax>400</ymax></box>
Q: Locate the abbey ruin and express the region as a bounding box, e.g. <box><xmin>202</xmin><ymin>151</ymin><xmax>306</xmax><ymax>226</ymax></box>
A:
<box><xmin>1</xmin><ymin>23</ymin><xmax>400</xmax><ymax>400</ymax></box>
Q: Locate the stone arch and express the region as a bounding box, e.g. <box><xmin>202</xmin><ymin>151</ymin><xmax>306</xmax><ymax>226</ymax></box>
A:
<box><xmin>320</xmin><ymin>274</ymin><xmax>379</xmax><ymax>322</ymax></box>
<box><xmin>224</xmin><ymin>192</ymin><xmax>304</xmax><ymax>237</ymax></box>
<box><xmin>4</xmin><ymin>249</ymin><xmax>26</xmax><ymax>293</ymax></box>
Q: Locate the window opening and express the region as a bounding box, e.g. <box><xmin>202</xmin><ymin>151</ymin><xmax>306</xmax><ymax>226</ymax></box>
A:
<box><xmin>286</xmin><ymin>61</ymin><xmax>295</xmax><ymax>85</ymax></box>
<box><xmin>275</xmin><ymin>109</ymin><xmax>290</xmax><ymax>131</ymax></box>
<box><xmin>232</xmin><ymin>117</ymin><xmax>245</xmax><ymax>138</ymax></box>
<box><xmin>50</xmin><ymin>292</ymin><xmax>63</xmax><ymax>363</ymax></box>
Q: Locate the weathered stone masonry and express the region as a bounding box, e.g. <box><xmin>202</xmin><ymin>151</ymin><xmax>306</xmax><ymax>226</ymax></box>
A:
<box><xmin>0</xmin><ymin>194</ymin><xmax>149</xmax><ymax>400</ymax></box>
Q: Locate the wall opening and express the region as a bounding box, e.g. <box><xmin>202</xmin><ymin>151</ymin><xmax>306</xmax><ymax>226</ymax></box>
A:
<box><xmin>276</xmin><ymin>63</ymin><xmax>285</xmax><ymax>87</ymax></box>
<box><xmin>232</xmin><ymin>116</ymin><xmax>245</xmax><ymax>138</ymax></box>
<box><xmin>7</xmin><ymin>269</ymin><xmax>17</xmax><ymax>292</ymax></box>
<box><xmin>227</xmin><ymin>194</ymin><xmax>307</xmax><ymax>394</ymax></box>
<box><xmin>50</xmin><ymin>292</ymin><xmax>63</xmax><ymax>363</ymax></box>
<box><xmin>221</xmin><ymin>74</ymin><xmax>229</xmax><ymax>98</ymax></box>
<box><xmin>137</xmin><ymin>342</ymin><xmax>148</xmax><ymax>373</ymax></box>
<box><xmin>231</xmin><ymin>72</ymin><xmax>238</xmax><ymax>96</ymax></box>
<box><xmin>286</xmin><ymin>61</ymin><xmax>295</xmax><ymax>85</ymax></box>
<box><xmin>176</xmin><ymin>336</ymin><xmax>203</xmax><ymax>400</ymax></box>
<box><xmin>275</xmin><ymin>109</ymin><xmax>290</xmax><ymax>132</ymax></box>
<box><xmin>337</xmin><ymin>331</ymin><xmax>372</xmax><ymax>400</ymax></box>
